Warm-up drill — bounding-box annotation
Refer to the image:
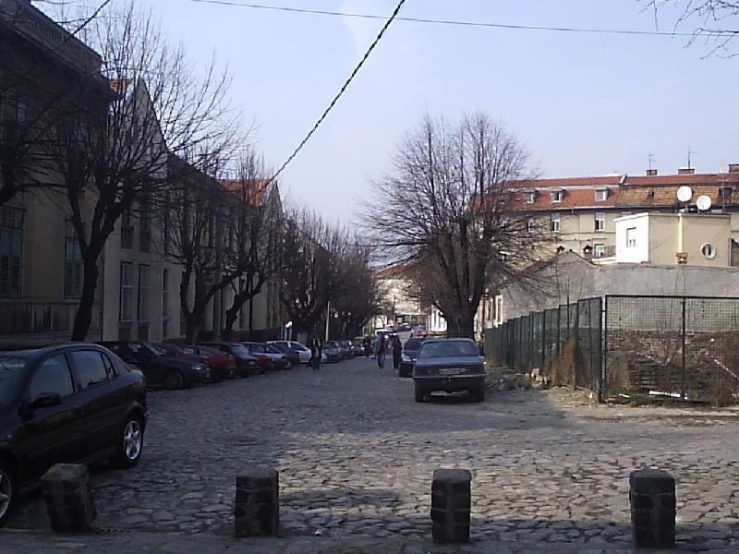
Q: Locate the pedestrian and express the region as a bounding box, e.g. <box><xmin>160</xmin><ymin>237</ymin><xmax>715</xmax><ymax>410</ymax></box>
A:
<box><xmin>363</xmin><ymin>336</ymin><xmax>371</xmax><ymax>358</ymax></box>
<box><xmin>310</xmin><ymin>337</ymin><xmax>322</xmax><ymax>370</ymax></box>
<box><xmin>375</xmin><ymin>334</ymin><xmax>387</xmax><ymax>369</ymax></box>
<box><xmin>392</xmin><ymin>335</ymin><xmax>402</xmax><ymax>370</ymax></box>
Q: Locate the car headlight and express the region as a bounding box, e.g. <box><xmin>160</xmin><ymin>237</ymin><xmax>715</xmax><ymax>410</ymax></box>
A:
<box><xmin>401</xmin><ymin>353</ymin><xmax>411</xmax><ymax>362</ymax></box>
<box><xmin>248</xmin><ymin>360</ymin><xmax>257</xmax><ymax>365</ymax></box>
<box><xmin>190</xmin><ymin>364</ymin><xmax>206</xmax><ymax>372</ymax></box>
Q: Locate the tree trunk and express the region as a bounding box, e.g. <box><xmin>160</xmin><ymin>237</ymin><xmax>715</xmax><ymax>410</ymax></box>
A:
<box><xmin>222</xmin><ymin>307</ymin><xmax>238</xmax><ymax>341</ymax></box>
<box><xmin>71</xmin><ymin>259</ymin><xmax>100</xmax><ymax>341</ymax></box>
<box><xmin>185</xmin><ymin>315</ymin><xmax>202</xmax><ymax>344</ymax></box>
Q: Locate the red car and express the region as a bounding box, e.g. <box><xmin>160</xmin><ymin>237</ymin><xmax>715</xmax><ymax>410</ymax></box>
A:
<box><xmin>150</xmin><ymin>343</ymin><xmax>234</xmax><ymax>382</ymax></box>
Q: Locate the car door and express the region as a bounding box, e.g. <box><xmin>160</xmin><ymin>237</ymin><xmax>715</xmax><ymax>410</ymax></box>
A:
<box><xmin>14</xmin><ymin>353</ymin><xmax>87</xmax><ymax>478</ymax></box>
<box><xmin>127</xmin><ymin>343</ymin><xmax>165</xmax><ymax>386</ymax></box>
<box><xmin>68</xmin><ymin>349</ymin><xmax>123</xmax><ymax>459</ymax></box>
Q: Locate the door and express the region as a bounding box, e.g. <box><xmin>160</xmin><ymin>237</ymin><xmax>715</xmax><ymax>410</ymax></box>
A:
<box><xmin>127</xmin><ymin>343</ymin><xmax>165</xmax><ymax>385</ymax></box>
<box><xmin>68</xmin><ymin>349</ymin><xmax>123</xmax><ymax>458</ymax></box>
<box><xmin>14</xmin><ymin>354</ymin><xmax>87</xmax><ymax>478</ymax></box>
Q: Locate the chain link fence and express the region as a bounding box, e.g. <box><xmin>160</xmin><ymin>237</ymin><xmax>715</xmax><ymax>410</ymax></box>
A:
<box><xmin>485</xmin><ymin>294</ymin><xmax>739</xmax><ymax>405</ymax></box>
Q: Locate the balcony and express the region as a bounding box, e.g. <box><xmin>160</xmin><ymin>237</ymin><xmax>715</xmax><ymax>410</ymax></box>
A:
<box><xmin>0</xmin><ymin>299</ymin><xmax>101</xmax><ymax>339</ymax></box>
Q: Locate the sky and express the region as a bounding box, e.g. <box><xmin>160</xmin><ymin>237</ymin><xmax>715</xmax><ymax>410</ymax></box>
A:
<box><xmin>71</xmin><ymin>0</ymin><xmax>739</xmax><ymax>221</ymax></box>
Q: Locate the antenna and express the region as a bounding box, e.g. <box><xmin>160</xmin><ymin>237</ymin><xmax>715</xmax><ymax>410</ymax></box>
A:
<box><xmin>648</xmin><ymin>153</ymin><xmax>656</xmax><ymax>171</ymax></box>
<box><xmin>687</xmin><ymin>146</ymin><xmax>697</xmax><ymax>169</ymax></box>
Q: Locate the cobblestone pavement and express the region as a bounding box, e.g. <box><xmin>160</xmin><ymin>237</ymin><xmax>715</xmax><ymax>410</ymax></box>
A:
<box><xmin>6</xmin><ymin>357</ymin><xmax>739</xmax><ymax>551</ymax></box>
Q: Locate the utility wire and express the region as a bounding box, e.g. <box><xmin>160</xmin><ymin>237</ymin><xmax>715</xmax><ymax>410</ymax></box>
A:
<box><xmin>187</xmin><ymin>0</ymin><xmax>739</xmax><ymax>38</ymax></box>
<box><xmin>267</xmin><ymin>0</ymin><xmax>408</xmax><ymax>185</ymax></box>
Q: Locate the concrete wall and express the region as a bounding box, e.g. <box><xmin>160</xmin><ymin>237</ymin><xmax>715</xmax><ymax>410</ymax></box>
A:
<box><xmin>501</xmin><ymin>251</ymin><xmax>739</xmax><ymax>322</ymax></box>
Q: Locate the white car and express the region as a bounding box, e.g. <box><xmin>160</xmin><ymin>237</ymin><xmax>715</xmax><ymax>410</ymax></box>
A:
<box><xmin>267</xmin><ymin>341</ymin><xmax>312</xmax><ymax>364</ymax></box>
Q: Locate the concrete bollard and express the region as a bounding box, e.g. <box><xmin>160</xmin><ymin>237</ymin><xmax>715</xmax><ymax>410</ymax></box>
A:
<box><xmin>234</xmin><ymin>468</ymin><xmax>279</xmax><ymax>538</ymax></box>
<box><xmin>40</xmin><ymin>464</ymin><xmax>97</xmax><ymax>532</ymax></box>
<box><xmin>431</xmin><ymin>469</ymin><xmax>472</xmax><ymax>543</ymax></box>
<box><xmin>629</xmin><ymin>469</ymin><xmax>676</xmax><ymax>548</ymax></box>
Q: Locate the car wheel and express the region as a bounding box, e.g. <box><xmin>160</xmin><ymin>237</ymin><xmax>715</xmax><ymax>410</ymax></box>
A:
<box><xmin>474</xmin><ymin>388</ymin><xmax>486</xmax><ymax>402</ymax></box>
<box><xmin>0</xmin><ymin>460</ymin><xmax>15</xmax><ymax>528</ymax></box>
<box><xmin>163</xmin><ymin>370</ymin><xmax>185</xmax><ymax>390</ymax></box>
<box><xmin>414</xmin><ymin>384</ymin><xmax>425</xmax><ymax>403</ymax></box>
<box><xmin>111</xmin><ymin>415</ymin><xmax>145</xmax><ymax>469</ymax></box>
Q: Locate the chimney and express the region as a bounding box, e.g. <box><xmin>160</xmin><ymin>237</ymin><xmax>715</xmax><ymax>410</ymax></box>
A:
<box><xmin>678</xmin><ymin>167</ymin><xmax>695</xmax><ymax>175</ymax></box>
<box><xmin>646</xmin><ymin>169</ymin><xmax>658</xmax><ymax>176</ymax></box>
<box><xmin>728</xmin><ymin>163</ymin><xmax>739</xmax><ymax>174</ymax></box>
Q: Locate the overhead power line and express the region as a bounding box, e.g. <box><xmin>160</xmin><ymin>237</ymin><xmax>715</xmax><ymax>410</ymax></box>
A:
<box><xmin>267</xmin><ymin>0</ymin><xmax>408</xmax><ymax>185</ymax></box>
<box><xmin>187</xmin><ymin>0</ymin><xmax>739</xmax><ymax>38</ymax></box>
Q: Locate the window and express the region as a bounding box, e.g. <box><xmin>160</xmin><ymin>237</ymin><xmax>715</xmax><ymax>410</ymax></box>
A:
<box><xmin>122</xmin><ymin>208</ymin><xmax>132</xmax><ymax>228</ymax></box>
<box><xmin>162</xmin><ymin>269</ymin><xmax>169</xmax><ymax>317</ymax></box>
<box><xmin>64</xmin><ymin>236</ymin><xmax>82</xmax><ymax>299</ymax></box>
<box><xmin>0</xmin><ymin>91</ymin><xmax>27</xmax><ymax>146</ymax></box>
<box><xmin>701</xmin><ymin>243</ymin><xmax>717</xmax><ymax>259</ymax></box>
<box><xmin>551</xmin><ymin>191</ymin><xmax>563</xmax><ymax>203</ymax></box>
<box><xmin>0</xmin><ymin>207</ymin><xmax>23</xmax><ymax>297</ymax></box>
<box><xmin>70</xmin><ymin>350</ymin><xmax>114</xmax><ymax>389</ymax></box>
<box><xmin>550</xmin><ymin>214</ymin><xmax>561</xmax><ymax>233</ymax></box>
<box><xmin>138</xmin><ymin>265</ymin><xmax>150</xmax><ymax>322</ymax></box>
<box><xmin>526</xmin><ymin>218</ymin><xmax>535</xmax><ymax>232</ymax></box>
<box><xmin>29</xmin><ymin>355</ymin><xmax>75</xmax><ymax>399</ymax></box>
<box><xmin>593</xmin><ymin>244</ymin><xmax>605</xmax><ymax>258</ymax></box>
<box><xmin>524</xmin><ymin>191</ymin><xmax>535</xmax><ymax>204</ymax></box>
<box><xmin>595</xmin><ymin>189</ymin><xmax>608</xmax><ymax>202</ymax></box>
<box><xmin>120</xmin><ymin>263</ymin><xmax>134</xmax><ymax>322</ymax></box>
<box><xmin>626</xmin><ymin>227</ymin><xmax>637</xmax><ymax>248</ymax></box>
<box><xmin>594</xmin><ymin>212</ymin><xmax>605</xmax><ymax>232</ymax></box>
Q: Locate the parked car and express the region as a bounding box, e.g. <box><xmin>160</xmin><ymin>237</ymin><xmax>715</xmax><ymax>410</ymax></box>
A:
<box><xmin>149</xmin><ymin>343</ymin><xmax>232</xmax><ymax>382</ymax></box>
<box><xmin>0</xmin><ymin>343</ymin><xmax>148</xmax><ymax>527</ymax></box>
<box><xmin>412</xmin><ymin>338</ymin><xmax>486</xmax><ymax>403</ymax></box>
<box><xmin>399</xmin><ymin>336</ymin><xmax>426</xmax><ymax>378</ymax></box>
<box><xmin>351</xmin><ymin>340</ymin><xmax>364</xmax><ymax>356</ymax></box>
<box><xmin>338</xmin><ymin>340</ymin><xmax>354</xmax><ymax>359</ymax></box>
<box><xmin>178</xmin><ymin>345</ymin><xmax>236</xmax><ymax>381</ymax></box>
<box><xmin>322</xmin><ymin>341</ymin><xmax>342</xmax><ymax>363</ymax></box>
<box><xmin>98</xmin><ymin>341</ymin><xmax>210</xmax><ymax>389</ymax></box>
<box><xmin>267</xmin><ymin>341</ymin><xmax>312</xmax><ymax>365</ymax></box>
<box><xmin>243</xmin><ymin>342</ymin><xmax>291</xmax><ymax>370</ymax></box>
<box><xmin>198</xmin><ymin>342</ymin><xmax>259</xmax><ymax>377</ymax></box>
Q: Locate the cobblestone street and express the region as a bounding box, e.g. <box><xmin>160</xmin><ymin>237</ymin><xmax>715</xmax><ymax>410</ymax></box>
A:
<box><xmin>6</xmin><ymin>357</ymin><xmax>739</xmax><ymax>550</ymax></box>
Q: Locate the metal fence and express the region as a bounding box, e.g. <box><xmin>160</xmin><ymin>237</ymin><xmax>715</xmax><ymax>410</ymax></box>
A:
<box><xmin>485</xmin><ymin>294</ymin><xmax>739</xmax><ymax>405</ymax></box>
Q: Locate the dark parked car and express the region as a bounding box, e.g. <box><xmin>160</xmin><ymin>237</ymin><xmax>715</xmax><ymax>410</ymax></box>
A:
<box><xmin>338</xmin><ymin>340</ymin><xmax>354</xmax><ymax>359</ymax></box>
<box><xmin>199</xmin><ymin>342</ymin><xmax>259</xmax><ymax>377</ymax></box>
<box><xmin>177</xmin><ymin>345</ymin><xmax>236</xmax><ymax>381</ymax></box>
<box><xmin>243</xmin><ymin>342</ymin><xmax>291</xmax><ymax>370</ymax></box>
<box><xmin>322</xmin><ymin>341</ymin><xmax>342</xmax><ymax>363</ymax></box>
<box><xmin>0</xmin><ymin>343</ymin><xmax>148</xmax><ymax>527</ymax></box>
<box><xmin>99</xmin><ymin>342</ymin><xmax>209</xmax><ymax>389</ymax></box>
<box><xmin>399</xmin><ymin>336</ymin><xmax>426</xmax><ymax>378</ymax></box>
<box><xmin>351</xmin><ymin>340</ymin><xmax>364</xmax><ymax>356</ymax></box>
<box><xmin>412</xmin><ymin>338</ymin><xmax>486</xmax><ymax>403</ymax></box>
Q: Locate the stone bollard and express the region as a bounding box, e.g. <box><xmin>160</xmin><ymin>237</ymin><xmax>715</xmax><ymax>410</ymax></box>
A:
<box><xmin>234</xmin><ymin>468</ymin><xmax>279</xmax><ymax>538</ymax></box>
<box><xmin>629</xmin><ymin>469</ymin><xmax>676</xmax><ymax>548</ymax></box>
<box><xmin>431</xmin><ymin>469</ymin><xmax>472</xmax><ymax>543</ymax></box>
<box><xmin>40</xmin><ymin>464</ymin><xmax>97</xmax><ymax>532</ymax></box>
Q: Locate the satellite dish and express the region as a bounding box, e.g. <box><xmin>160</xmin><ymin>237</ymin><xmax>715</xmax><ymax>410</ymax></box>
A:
<box><xmin>677</xmin><ymin>186</ymin><xmax>693</xmax><ymax>203</ymax></box>
<box><xmin>696</xmin><ymin>195</ymin><xmax>712</xmax><ymax>211</ymax></box>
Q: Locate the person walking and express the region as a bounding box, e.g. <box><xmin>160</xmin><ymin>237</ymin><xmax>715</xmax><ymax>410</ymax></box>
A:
<box><xmin>363</xmin><ymin>336</ymin><xmax>371</xmax><ymax>358</ymax></box>
<box><xmin>392</xmin><ymin>335</ymin><xmax>402</xmax><ymax>370</ymax></box>
<box><xmin>375</xmin><ymin>334</ymin><xmax>387</xmax><ymax>369</ymax></box>
<box><xmin>310</xmin><ymin>337</ymin><xmax>322</xmax><ymax>370</ymax></box>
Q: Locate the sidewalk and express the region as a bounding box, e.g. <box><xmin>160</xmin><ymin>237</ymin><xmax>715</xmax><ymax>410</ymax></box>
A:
<box><xmin>0</xmin><ymin>529</ymin><xmax>736</xmax><ymax>554</ymax></box>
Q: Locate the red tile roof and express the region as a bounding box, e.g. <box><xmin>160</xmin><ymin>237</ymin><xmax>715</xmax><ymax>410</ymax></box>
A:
<box><xmin>377</xmin><ymin>264</ymin><xmax>411</xmax><ymax>279</ymax></box>
<box><xmin>220</xmin><ymin>179</ymin><xmax>272</xmax><ymax>206</ymax></box>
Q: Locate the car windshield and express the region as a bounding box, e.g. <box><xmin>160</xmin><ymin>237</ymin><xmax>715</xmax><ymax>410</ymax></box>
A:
<box><xmin>0</xmin><ymin>355</ymin><xmax>28</xmax><ymax>406</ymax></box>
<box><xmin>264</xmin><ymin>345</ymin><xmax>280</xmax><ymax>354</ymax></box>
<box><xmin>418</xmin><ymin>341</ymin><xmax>480</xmax><ymax>359</ymax></box>
<box><xmin>404</xmin><ymin>338</ymin><xmax>424</xmax><ymax>351</ymax></box>
<box><xmin>150</xmin><ymin>345</ymin><xmax>169</xmax><ymax>356</ymax></box>
<box><xmin>230</xmin><ymin>344</ymin><xmax>251</xmax><ymax>358</ymax></box>
<box><xmin>325</xmin><ymin>342</ymin><xmax>338</xmax><ymax>348</ymax></box>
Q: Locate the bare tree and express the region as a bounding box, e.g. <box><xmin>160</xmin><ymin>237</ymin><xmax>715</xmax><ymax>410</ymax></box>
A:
<box><xmin>280</xmin><ymin>209</ymin><xmax>344</xmax><ymax>337</ymax></box>
<box><xmin>363</xmin><ymin>113</ymin><xmax>546</xmax><ymax>338</ymax></box>
<box><xmin>640</xmin><ymin>0</ymin><xmax>739</xmax><ymax>54</ymax></box>
<box><xmin>220</xmin><ymin>151</ymin><xmax>284</xmax><ymax>339</ymax></box>
<box><xmin>50</xmin><ymin>1</ymin><xmax>237</xmax><ymax>340</ymax></box>
<box><xmin>331</xmin><ymin>240</ymin><xmax>381</xmax><ymax>339</ymax></box>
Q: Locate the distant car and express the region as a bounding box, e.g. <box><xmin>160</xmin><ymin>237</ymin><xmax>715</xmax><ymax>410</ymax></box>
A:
<box><xmin>268</xmin><ymin>341</ymin><xmax>311</xmax><ymax>365</ymax></box>
<box><xmin>99</xmin><ymin>341</ymin><xmax>210</xmax><ymax>389</ymax></box>
<box><xmin>322</xmin><ymin>341</ymin><xmax>342</xmax><ymax>363</ymax></box>
<box><xmin>351</xmin><ymin>340</ymin><xmax>364</xmax><ymax>356</ymax></box>
<box><xmin>198</xmin><ymin>342</ymin><xmax>259</xmax><ymax>377</ymax></box>
<box><xmin>399</xmin><ymin>336</ymin><xmax>426</xmax><ymax>378</ymax></box>
<box><xmin>412</xmin><ymin>338</ymin><xmax>486</xmax><ymax>403</ymax></box>
<box><xmin>0</xmin><ymin>343</ymin><xmax>148</xmax><ymax>527</ymax></box>
<box><xmin>338</xmin><ymin>340</ymin><xmax>353</xmax><ymax>359</ymax></box>
<box><xmin>243</xmin><ymin>342</ymin><xmax>291</xmax><ymax>371</ymax></box>
<box><xmin>178</xmin><ymin>345</ymin><xmax>236</xmax><ymax>381</ymax></box>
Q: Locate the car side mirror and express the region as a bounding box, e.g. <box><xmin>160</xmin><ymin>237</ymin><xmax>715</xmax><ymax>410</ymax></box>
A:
<box><xmin>29</xmin><ymin>393</ymin><xmax>62</xmax><ymax>410</ymax></box>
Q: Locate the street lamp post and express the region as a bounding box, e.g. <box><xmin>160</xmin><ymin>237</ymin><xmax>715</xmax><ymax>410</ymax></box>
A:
<box><xmin>325</xmin><ymin>300</ymin><xmax>330</xmax><ymax>342</ymax></box>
